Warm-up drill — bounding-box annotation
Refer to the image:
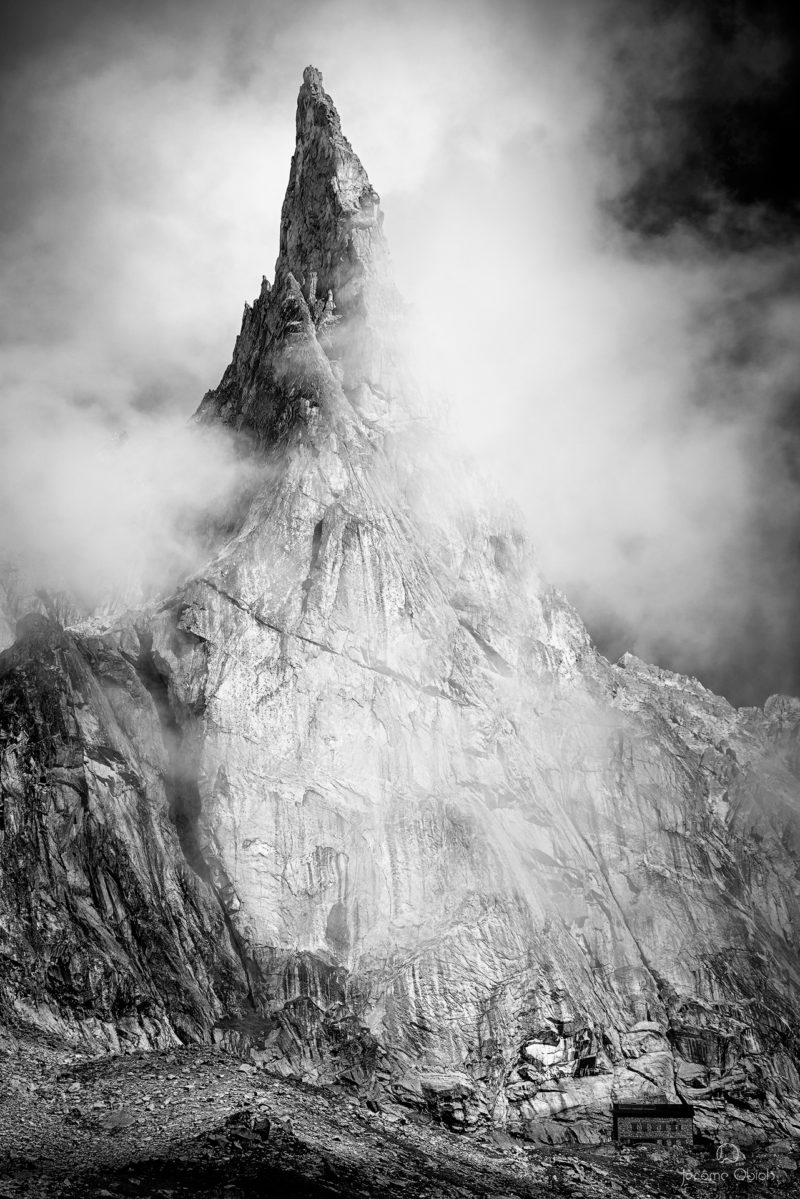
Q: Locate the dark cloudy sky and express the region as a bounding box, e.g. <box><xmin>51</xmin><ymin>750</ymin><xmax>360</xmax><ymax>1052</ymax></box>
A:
<box><xmin>1</xmin><ymin>0</ymin><xmax>799</xmax><ymax>706</ymax></box>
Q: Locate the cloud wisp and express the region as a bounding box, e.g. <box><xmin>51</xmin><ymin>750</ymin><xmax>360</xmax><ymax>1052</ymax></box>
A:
<box><xmin>0</xmin><ymin>401</ymin><xmax>255</xmax><ymax>610</ymax></box>
<box><xmin>1</xmin><ymin>0</ymin><xmax>798</xmax><ymax>703</ymax></box>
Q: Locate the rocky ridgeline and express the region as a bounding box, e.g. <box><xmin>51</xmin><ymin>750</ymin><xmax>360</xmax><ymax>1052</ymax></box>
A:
<box><xmin>1</xmin><ymin>65</ymin><xmax>800</xmax><ymax>1159</ymax></box>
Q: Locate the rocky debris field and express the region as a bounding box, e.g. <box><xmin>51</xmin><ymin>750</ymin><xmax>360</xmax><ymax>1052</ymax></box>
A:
<box><xmin>0</xmin><ymin>1035</ymin><xmax>798</xmax><ymax>1198</ymax></box>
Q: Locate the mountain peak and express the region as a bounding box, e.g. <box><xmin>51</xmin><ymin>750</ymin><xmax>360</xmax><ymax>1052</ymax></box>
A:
<box><xmin>197</xmin><ymin>67</ymin><xmax>404</xmax><ymax>442</ymax></box>
<box><xmin>296</xmin><ymin>65</ymin><xmax>344</xmax><ymax>143</ymax></box>
<box><xmin>277</xmin><ymin>66</ymin><xmax>390</xmax><ymax>315</ymax></box>
<box><xmin>5</xmin><ymin>63</ymin><xmax>800</xmax><ymax>1167</ymax></box>
<box><xmin>301</xmin><ymin>64</ymin><xmax>325</xmax><ymax>92</ymax></box>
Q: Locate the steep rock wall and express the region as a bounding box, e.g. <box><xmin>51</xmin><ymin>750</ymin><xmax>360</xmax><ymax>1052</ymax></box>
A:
<box><xmin>167</xmin><ymin>69</ymin><xmax>800</xmax><ymax>1142</ymax></box>
<box><xmin>0</xmin><ymin>615</ymin><xmax>249</xmax><ymax>1051</ymax></box>
<box><xmin>1</xmin><ymin>67</ymin><xmax>799</xmax><ymax>1149</ymax></box>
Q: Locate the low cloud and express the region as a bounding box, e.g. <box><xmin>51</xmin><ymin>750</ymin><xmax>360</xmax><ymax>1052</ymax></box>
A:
<box><xmin>0</xmin><ymin>399</ymin><xmax>254</xmax><ymax>607</ymax></box>
<box><xmin>1</xmin><ymin>0</ymin><xmax>798</xmax><ymax>703</ymax></box>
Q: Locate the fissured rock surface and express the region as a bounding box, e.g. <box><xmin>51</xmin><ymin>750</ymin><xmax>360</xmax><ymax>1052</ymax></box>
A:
<box><xmin>1</xmin><ymin>68</ymin><xmax>799</xmax><ymax>1155</ymax></box>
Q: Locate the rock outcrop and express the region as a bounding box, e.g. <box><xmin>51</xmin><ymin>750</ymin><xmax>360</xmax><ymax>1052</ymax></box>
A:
<box><xmin>0</xmin><ymin>615</ymin><xmax>250</xmax><ymax>1051</ymax></box>
<box><xmin>1</xmin><ymin>66</ymin><xmax>799</xmax><ymax>1149</ymax></box>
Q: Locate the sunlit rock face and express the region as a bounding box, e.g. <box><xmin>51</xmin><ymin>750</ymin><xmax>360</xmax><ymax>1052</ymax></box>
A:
<box><xmin>2</xmin><ymin>67</ymin><xmax>800</xmax><ymax>1146</ymax></box>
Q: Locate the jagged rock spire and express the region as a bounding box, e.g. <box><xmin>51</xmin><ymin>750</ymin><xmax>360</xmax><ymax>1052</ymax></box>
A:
<box><xmin>276</xmin><ymin>66</ymin><xmax>391</xmax><ymax>316</ymax></box>
<box><xmin>197</xmin><ymin>66</ymin><xmax>403</xmax><ymax>442</ymax></box>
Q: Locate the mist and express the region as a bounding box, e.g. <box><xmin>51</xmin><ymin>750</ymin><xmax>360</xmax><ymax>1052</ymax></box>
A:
<box><xmin>1</xmin><ymin>0</ymin><xmax>798</xmax><ymax>704</ymax></box>
<box><xmin>0</xmin><ymin>402</ymin><xmax>255</xmax><ymax>608</ymax></box>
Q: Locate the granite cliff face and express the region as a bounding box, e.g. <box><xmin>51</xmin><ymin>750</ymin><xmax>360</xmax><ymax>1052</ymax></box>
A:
<box><xmin>2</xmin><ymin>67</ymin><xmax>800</xmax><ymax>1148</ymax></box>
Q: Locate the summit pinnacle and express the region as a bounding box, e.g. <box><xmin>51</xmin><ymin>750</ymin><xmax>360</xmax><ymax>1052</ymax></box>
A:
<box><xmin>196</xmin><ymin>66</ymin><xmax>401</xmax><ymax>442</ymax></box>
<box><xmin>278</xmin><ymin>64</ymin><xmax>389</xmax><ymax>313</ymax></box>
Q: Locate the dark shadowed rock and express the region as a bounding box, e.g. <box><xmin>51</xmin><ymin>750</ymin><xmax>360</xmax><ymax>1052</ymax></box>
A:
<box><xmin>0</xmin><ymin>616</ymin><xmax>249</xmax><ymax>1050</ymax></box>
